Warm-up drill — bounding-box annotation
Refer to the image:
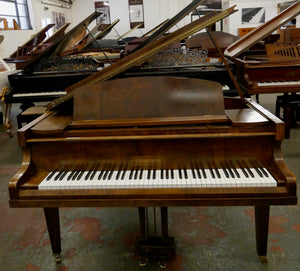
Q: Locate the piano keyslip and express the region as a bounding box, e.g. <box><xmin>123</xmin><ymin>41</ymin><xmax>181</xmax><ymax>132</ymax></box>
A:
<box><xmin>39</xmin><ymin>163</ymin><xmax>277</xmax><ymax>190</ymax></box>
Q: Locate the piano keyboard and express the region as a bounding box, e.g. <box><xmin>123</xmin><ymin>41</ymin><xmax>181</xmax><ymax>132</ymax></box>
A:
<box><xmin>12</xmin><ymin>91</ymin><xmax>67</xmax><ymax>97</ymax></box>
<box><xmin>257</xmin><ymin>80</ymin><xmax>300</xmax><ymax>87</ymax></box>
<box><xmin>39</xmin><ymin>165</ymin><xmax>277</xmax><ymax>190</ymax></box>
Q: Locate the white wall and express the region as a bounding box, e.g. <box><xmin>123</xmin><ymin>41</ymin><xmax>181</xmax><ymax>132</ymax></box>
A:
<box><xmin>0</xmin><ymin>0</ymin><xmax>299</xmax><ymax>58</ymax></box>
<box><xmin>224</xmin><ymin>0</ymin><xmax>300</xmax><ymax>35</ymax></box>
<box><xmin>0</xmin><ymin>0</ymin><xmax>71</xmax><ymax>57</ymax></box>
<box><xmin>70</xmin><ymin>0</ymin><xmax>193</xmax><ymax>39</ymax></box>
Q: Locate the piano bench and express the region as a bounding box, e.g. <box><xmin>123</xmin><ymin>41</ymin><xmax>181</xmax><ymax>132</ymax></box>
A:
<box><xmin>275</xmin><ymin>94</ymin><xmax>300</xmax><ymax>139</ymax></box>
<box><xmin>17</xmin><ymin>106</ymin><xmax>46</xmax><ymax>129</ymax></box>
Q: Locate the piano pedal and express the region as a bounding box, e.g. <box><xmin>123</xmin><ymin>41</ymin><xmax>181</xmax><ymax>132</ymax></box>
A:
<box><xmin>135</xmin><ymin>236</ymin><xmax>176</xmax><ymax>267</ymax></box>
<box><xmin>158</xmin><ymin>258</ymin><xmax>167</xmax><ymax>269</ymax></box>
<box><xmin>53</xmin><ymin>253</ymin><xmax>62</xmax><ymax>264</ymax></box>
<box><xmin>138</xmin><ymin>257</ymin><xmax>148</xmax><ymax>267</ymax></box>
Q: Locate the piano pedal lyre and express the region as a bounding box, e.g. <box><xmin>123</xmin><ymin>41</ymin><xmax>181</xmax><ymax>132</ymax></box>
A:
<box><xmin>136</xmin><ymin>207</ymin><xmax>176</xmax><ymax>268</ymax></box>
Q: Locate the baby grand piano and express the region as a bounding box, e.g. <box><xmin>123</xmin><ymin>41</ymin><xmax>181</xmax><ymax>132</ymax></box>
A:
<box><xmin>8</xmin><ymin>4</ymin><xmax>297</xmax><ymax>267</ymax></box>
<box><xmin>9</xmin><ymin>75</ymin><xmax>297</xmax><ymax>264</ymax></box>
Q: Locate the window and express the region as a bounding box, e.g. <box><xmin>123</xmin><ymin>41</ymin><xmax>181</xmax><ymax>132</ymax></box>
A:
<box><xmin>0</xmin><ymin>0</ymin><xmax>32</xmax><ymax>29</ymax></box>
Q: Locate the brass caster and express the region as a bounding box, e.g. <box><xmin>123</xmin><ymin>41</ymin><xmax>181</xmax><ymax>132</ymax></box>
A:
<box><xmin>259</xmin><ymin>256</ymin><xmax>268</xmax><ymax>264</ymax></box>
<box><xmin>159</xmin><ymin>261</ymin><xmax>166</xmax><ymax>269</ymax></box>
<box><xmin>53</xmin><ymin>253</ymin><xmax>62</xmax><ymax>264</ymax></box>
<box><xmin>139</xmin><ymin>257</ymin><xmax>148</xmax><ymax>267</ymax></box>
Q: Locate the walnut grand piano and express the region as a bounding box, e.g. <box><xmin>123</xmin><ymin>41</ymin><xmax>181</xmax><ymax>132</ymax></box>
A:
<box><xmin>9</xmin><ymin>75</ymin><xmax>297</xmax><ymax>264</ymax></box>
<box><xmin>7</xmin><ymin>4</ymin><xmax>297</xmax><ymax>266</ymax></box>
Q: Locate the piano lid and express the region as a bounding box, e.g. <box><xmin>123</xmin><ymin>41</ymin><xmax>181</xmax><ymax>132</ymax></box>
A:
<box><xmin>224</xmin><ymin>1</ymin><xmax>300</xmax><ymax>59</ymax></box>
<box><xmin>71</xmin><ymin>76</ymin><xmax>228</xmax><ymax>128</ymax></box>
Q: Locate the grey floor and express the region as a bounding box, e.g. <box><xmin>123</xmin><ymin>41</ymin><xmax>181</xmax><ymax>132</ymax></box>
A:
<box><xmin>0</xmin><ymin>94</ymin><xmax>299</xmax><ymax>271</ymax></box>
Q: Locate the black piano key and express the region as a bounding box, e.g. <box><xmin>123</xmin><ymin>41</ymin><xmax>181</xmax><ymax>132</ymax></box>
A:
<box><xmin>107</xmin><ymin>169</ymin><xmax>114</xmax><ymax>180</ymax></box>
<box><xmin>72</xmin><ymin>170</ymin><xmax>81</xmax><ymax>180</ymax></box>
<box><xmin>67</xmin><ymin>170</ymin><xmax>76</xmax><ymax>181</ymax></box>
<box><xmin>129</xmin><ymin>169</ymin><xmax>134</xmax><ymax>180</ymax></box>
<box><xmin>240</xmin><ymin>167</ymin><xmax>249</xmax><ymax>178</ymax></box>
<box><xmin>98</xmin><ymin>170</ymin><xmax>105</xmax><ymax>180</ymax></box>
<box><xmin>90</xmin><ymin>169</ymin><xmax>97</xmax><ymax>180</ymax></box>
<box><xmin>201</xmin><ymin>168</ymin><xmax>206</xmax><ymax>178</ymax></box>
<box><xmin>85</xmin><ymin>169</ymin><xmax>92</xmax><ymax>180</ymax></box>
<box><xmin>222</xmin><ymin>168</ymin><xmax>229</xmax><ymax>178</ymax></box>
<box><xmin>209</xmin><ymin>168</ymin><xmax>215</xmax><ymax>179</ymax></box>
<box><xmin>227</xmin><ymin>167</ymin><xmax>235</xmax><ymax>178</ymax></box>
<box><xmin>254</xmin><ymin>167</ymin><xmax>263</xmax><ymax>178</ymax></box>
<box><xmin>134</xmin><ymin>168</ymin><xmax>140</xmax><ymax>180</ymax></box>
<box><xmin>214</xmin><ymin>168</ymin><xmax>221</xmax><ymax>178</ymax></box>
<box><xmin>259</xmin><ymin>167</ymin><xmax>269</xmax><ymax>177</ymax></box>
<box><xmin>77</xmin><ymin>170</ymin><xmax>85</xmax><ymax>180</ymax></box>
<box><xmin>115</xmin><ymin>166</ymin><xmax>122</xmax><ymax>180</ymax></box>
<box><xmin>147</xmin><ymin>169</ymin><xmax>151</xmax><ymax>180</ymax></box>
<box><xmin>191</xmin><ymin>168</ymin><xmax>196</xmax><ymax>179</ymax></box>
<box><xmin>183</xmin><ymin>168</ymin><xmax>188</xmax><ymax>179</ymax></box>
<box><xmin>54</xmin><ymin>171</ymin><xmax>64</xmax><ymax>181</ymax></box>
<box><xmin>231</xmin><ymin>167</ymin><xmax>240</xmax><ymax>178</ymax></box>
<box><xmin>102</xmin><ymin>168</ymin><xmax>111</xmax><ymax>180</ymax></box>
<box><xmin>121</xmin><ymin>168</ymin><xmax>127</xmax><ymax>180</ymax></box>
<box><xmin>165</xmin><ymin>169</ymin><xmax>169</xmax><ymax>179</ymax></box>
<box><xmin>160</xmin><ymin>169</ymin><xmax>164</xmax><ymax>179</ymax></box>
<box><xmin>170</xmin><ymin>169</ymin><xmax>174</xmax><ymax>179</ymax></box>
<box><xmin>178</xmin><ymin>168</ymin><xmax>182</xmax><ymax>179</ymax></box>
<box><xmin>46</xmin><ymin>171</ymin><xmax>57</xmax><ymax>181</ymax></box>
<box><xmin>59</xmin><ymin>171</ymin><xmax>68</xmax><ymax>181</ymax></box>
<box><xmin>139</xmin><ymin>169</ymin><xmax>143</xmax><ymax>180</ymax></box>
<box><xmin>246</xmin><ymin>167</ymin><xmax>255</xmax><ymax>178</ymax></box>
<box><xmin>153</xmin><ymin>169</ymin><xmax>156</xmax><ymax>179</ymax></box>
<box><xmin>195</xmin><ymin>167</ymin><xmax>201</xmax><ymax>179</ymax></box>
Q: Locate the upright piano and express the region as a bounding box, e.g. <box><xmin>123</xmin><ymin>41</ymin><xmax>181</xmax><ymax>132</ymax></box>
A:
<box><xmin>224</xmin><ymin>1</ymin><xmax>300</xmax><ymax>95</ymax></box>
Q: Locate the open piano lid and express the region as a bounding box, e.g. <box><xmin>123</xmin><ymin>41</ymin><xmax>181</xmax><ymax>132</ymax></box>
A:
<box><xmin>224</xmin><ymin>1</ymin><xmax>300</xmax><ymax>59</ymax></box>
<box><xmin>71</xmin><ymin>76</ymin><xmax>228</xmax><ymax>128</ymax></box>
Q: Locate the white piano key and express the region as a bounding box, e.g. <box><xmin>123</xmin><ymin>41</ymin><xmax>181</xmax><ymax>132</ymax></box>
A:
<box><xmin>260</xmin><ymin>167</ymin><xmax>277</xmax><ymax>187</ymax></box>
<box><xmin>39</xmin><ymin>163</ymin><xmax>278</xmax><ymax>190</ymax></box>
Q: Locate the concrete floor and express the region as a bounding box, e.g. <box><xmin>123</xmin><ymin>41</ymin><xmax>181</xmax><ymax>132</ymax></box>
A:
<box><xmin>0</xmin><ymin>94</ymin><xmax>299</xmax><ymax>271</ymax></box>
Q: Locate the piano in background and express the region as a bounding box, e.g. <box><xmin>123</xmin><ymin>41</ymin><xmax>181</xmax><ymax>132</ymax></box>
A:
<box><xmin>3</xmin><ymin>12</ymin><xmax>102</xmax><ymax>111</ymax></box>
<box><xmin>4</xmin><ymin>0</ymin><xmax>236</xmax><ymax>115</ymax></box>
<box><xmin>4</xmin><ymin>23</ymin><xmax>70</xmax><ymax>70</ymax></box>
<box><xmin>8</xmin><ymin>5</ymin><xmax>297</xmax><ymax>267</ymax></box>
<box><xmin>224</xmin><ymin>1</ymin><xmax>300</xmax><ymax>96</ymax></box>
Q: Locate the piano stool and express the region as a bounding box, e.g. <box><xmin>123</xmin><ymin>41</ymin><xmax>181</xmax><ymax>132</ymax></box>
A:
<box><xmin>275</xmin><ymin>94</ymin><xmax>300</xmax><ymax>139</ymax></box>
<box><xmin>16</xmin><ymin>105</ymin><xmax>46</xmax><ymax>129</ymax></box>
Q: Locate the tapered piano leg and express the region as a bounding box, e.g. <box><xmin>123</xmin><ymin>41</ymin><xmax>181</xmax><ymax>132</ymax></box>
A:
<box><xmin>254</xmin><ymin>205</ymin><xmax>270</xmax><ymax>263</ymax></box>
<box><xmin>43</xmin><ymin>207</ymin><xmax>62</xmax><ymax>263</ymax></box>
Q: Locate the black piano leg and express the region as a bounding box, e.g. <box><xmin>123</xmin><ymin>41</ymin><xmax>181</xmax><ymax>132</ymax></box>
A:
<box><xmin>254</xmin><ymin>205</ymin><xmax>270</xmax><ymax>263</ymax></box>
<box><xmin>43</xmin><ymin>207</ymin><xmax>62</xmax><ymax>263</ymax></box>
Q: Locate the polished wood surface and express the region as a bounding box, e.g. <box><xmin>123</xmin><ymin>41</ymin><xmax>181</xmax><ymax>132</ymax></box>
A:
<box><xmin>225</xmin><ymin>1</ymin><xmax>300</xmax><ymax>59</ymax></box>
<box><xmin>224</xmin><ymin>1</ymin><xmax>300</xmax><ymax>95</ymax></box>
<box><xmin>73</xmin><ymin>77</ymin><xmax>227</xmax><ymax>125</ymax></box>
<box><xmin>8</xmin><ymin>24</ymin><xmax>55</xmax><ymax>59</ymax></box>
<box><xmin>9</xmin><ymin>76</ymin><xmax>297</xmax><ymax>262</ymax></box>
<box><xmin>47</xmin><ymin>6</ymin><xmax>237</xmax><ymax>110</ymax></box>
